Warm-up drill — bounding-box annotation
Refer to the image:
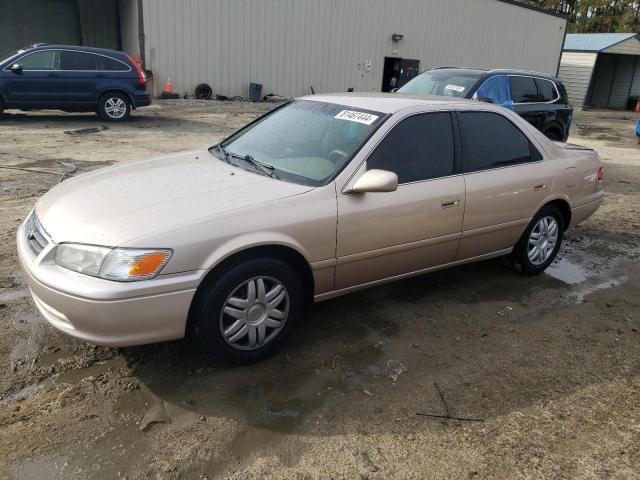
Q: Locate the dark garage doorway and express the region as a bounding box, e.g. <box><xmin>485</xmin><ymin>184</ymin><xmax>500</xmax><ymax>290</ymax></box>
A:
<box><xmin>381</xmin><ymin>57</ymin><xmax>420</xmax><ymax>92</ymax></box>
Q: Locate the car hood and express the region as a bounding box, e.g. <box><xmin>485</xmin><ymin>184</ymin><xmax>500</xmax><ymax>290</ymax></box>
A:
<box><xmin>36</xmin><ymin>150</ymin><xmax>313</xmax><ymax>246</ymax></box>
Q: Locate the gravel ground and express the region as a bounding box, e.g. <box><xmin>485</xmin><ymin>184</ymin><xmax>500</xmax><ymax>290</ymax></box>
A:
<box><xmin>0</xmin><ymin>102</ymin><xmax>638</xmax><ymax>480</ymax></box>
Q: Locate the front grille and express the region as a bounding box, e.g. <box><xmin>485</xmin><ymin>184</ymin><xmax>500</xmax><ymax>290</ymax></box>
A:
<box><xmin>24</xmin><ymin>212</ymin><xmax>50</xmax><ymax>257</ymax></box>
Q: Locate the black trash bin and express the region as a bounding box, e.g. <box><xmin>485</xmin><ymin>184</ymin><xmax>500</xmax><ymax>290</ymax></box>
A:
<box><xmin>249</xmin><ymin>83</ymin><xmax>262</xmax><ymax>102</ymax></box>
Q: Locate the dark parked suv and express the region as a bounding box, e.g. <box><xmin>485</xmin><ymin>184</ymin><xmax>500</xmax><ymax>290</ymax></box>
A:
<box><xmin>398</xmin><ymin>67</ymin><xmax>572</xmax><ymax>141</ymax></box>
<box><xmin>0</xmin><ymin>44</ymin><xmax>150</xmax><ymax>121</ymax></box>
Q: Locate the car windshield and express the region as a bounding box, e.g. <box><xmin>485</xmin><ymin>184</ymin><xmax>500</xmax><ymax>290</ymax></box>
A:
<box><xmin>213</xmin><ymin>100</ymin><xmax>385</xmax><ymax>186</ymax></box>
<box><xmin>398</xmin><ymin>69</ymin><xmax>483</xmax><ymax>97</ymax></box>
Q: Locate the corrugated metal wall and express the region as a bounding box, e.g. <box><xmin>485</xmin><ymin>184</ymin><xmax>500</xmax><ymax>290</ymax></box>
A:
<box><xmin>141</xmin><ymin>0</ymin><xmax>566</xmax><ymax>98</ymax></box>
<box><xmin>558</xmin><ymin>51</ymin><xmax>597</xmax><ymax>109</ymax></box>
<box><xmin>78</xmin><ymin>0</ymin><xmax>121</xmax><ymax>50</ymax></box>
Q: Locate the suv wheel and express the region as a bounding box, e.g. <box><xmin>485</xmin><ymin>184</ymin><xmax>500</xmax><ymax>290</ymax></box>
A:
<box><xmin>98</xmin><ymin>93</ymin><xmax>131</xmax><ymax>121</ymax></box>
<box><xmin>544</xmin><ymin>129</ymin><xmax>561</xmax><ymax>141</ymax></box>
<box><xmin>509</xmin><ymin>205</ymin><xmax>564</xmax><ymax>275</ymax></box>
<box><xmin>0</xmin><ymin>96</ymin><xmax>4</xmax><ymax>117</ymax></box>
<box><xmin>190</xmin><ymin>258</ymin><xmax>304</xmax><ymax>364</ymax></box>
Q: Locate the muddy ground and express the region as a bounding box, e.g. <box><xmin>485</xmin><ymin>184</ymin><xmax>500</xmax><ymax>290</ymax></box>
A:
<box><xmin>0</xmin><ymin>103</ymin><xmax>638</xmax><ymax>479</ymax></box>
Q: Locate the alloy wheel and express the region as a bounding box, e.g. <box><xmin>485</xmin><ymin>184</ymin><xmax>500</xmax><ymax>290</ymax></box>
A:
<box><xmin>104</xmin><ymin>97</ymin><xmax>127</xmax><ymax>119</ymax></box>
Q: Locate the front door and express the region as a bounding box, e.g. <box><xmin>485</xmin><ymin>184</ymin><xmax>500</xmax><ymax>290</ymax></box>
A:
<box><xmin>3</xmin><ymin>49</ymin><xmax>63</xmax><ymax>105</ymax></box>
<box><xmin>336</xmin><ymin>111</ymin><xmax>464</xmax><ymax>290</ymax></box>
<box><xmin>456</xmin><ymin>110</ymin><xmax>553</xmax><ymax>259</ymax></box>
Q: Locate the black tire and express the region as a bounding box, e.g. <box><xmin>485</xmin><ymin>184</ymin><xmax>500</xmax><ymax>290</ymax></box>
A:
<box><xmin>509</xmin><ymin>205</ymin><xmax>564</xmax><ymax>276</ymax></box>
<box><xmin>544</xmin><ymin>129</ymin><xmax>561</xmax><ymax>141</ymax></box>
<box><xmin>190</xmin><ymin>258</ymin><xmax>304</xmax><ymax>364</ymax></box>
<box><xmin>98</xmin><ymin>92</ymin><xmax>131</xmax><ymax>121</ymax></box>
<box><xmin>194</xmin><ymin>83</ymin><xmax>213</xmax><ymax>100</ymax></box>
<box><xmin>0</xmin><ymin>96</ymin><xmax>4</xmax><ymax>117</ymax></box>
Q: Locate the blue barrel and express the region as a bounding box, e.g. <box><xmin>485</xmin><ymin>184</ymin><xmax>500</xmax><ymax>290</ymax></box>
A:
<box><xmin>249</xmin><ymin>83</ymin><xmax>262</xmax><ymax>102</ymax></box>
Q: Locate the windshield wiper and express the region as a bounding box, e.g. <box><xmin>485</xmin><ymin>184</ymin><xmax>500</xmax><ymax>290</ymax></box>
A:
<box><xmin>214</xmin><ymin>143</ymin><xmax>232</xmax><ymax>164</ymax></box>
<box><xmin>230</xmin><ymin>152</ymin><xmax>279</xmax><ymax>179</ymax></box>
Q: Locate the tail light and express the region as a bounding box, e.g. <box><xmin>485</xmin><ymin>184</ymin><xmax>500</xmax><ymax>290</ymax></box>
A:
<box><xmin>597</xmin><ymin>167</ymin><xmax>604</xmax><ymax>181</ymax></box>
<box><xmin>127</xmin><ymin>54</ymin><xmax>147</xmax><ymax>88</ymax></box>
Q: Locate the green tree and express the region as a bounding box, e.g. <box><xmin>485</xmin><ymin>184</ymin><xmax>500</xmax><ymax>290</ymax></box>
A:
<box><xmin>517</xmin><ymin>0</ymin><xmax>640</xmax><ymax>32</ymax></box>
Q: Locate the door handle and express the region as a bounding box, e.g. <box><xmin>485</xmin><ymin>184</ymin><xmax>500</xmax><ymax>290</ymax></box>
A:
<box><xmin>533</xmin><ymin>183</ymin><xmax>547</xmax><ymax>190</ymax></box>
<box><xmin>48</xmin><ymin>73</ymin><xmax>60</xmax><ymax>78</ymax></box>
<box><xmin>441</xmin><ymin>197</ymin><xmax>461</xmax><ymax>208</ymax></box>
<box><xmin>96</xmin><ymin>73</ymin><xmax>107</xmax><ymax>78</ymax></box>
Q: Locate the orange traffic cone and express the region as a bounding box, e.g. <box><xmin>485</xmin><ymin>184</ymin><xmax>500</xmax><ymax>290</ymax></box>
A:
<box><xmin>160</xmin><ymin>76</ymin><xmax>179</xmax><ymax>99</ymax></box>
<box><xmin>635</xmin><ymin>99</ymin><xmax>640</xmax><ymax>113</ymax></box>
<box><xmin>163</xmin><ymin>77</ymin><xmax>174</xmax><ymax>94</ymax></box>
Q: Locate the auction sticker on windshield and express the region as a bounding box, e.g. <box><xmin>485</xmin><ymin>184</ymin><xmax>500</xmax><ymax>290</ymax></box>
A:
<box><xmin>444</xmin><ymin>84</ymin><xmax>465</xmax><ymax>93</ymax></box>
<box><xmin>334</xmin><ymin>110</ymin><xmax>379</xmax><ymax>125</ymax></box>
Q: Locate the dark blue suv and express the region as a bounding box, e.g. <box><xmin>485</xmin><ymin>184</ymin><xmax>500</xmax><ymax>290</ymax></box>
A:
<box><xmin>0</xmin><ymin>44</ymin><xmax>150</xmax><ymax>121</ymax></box>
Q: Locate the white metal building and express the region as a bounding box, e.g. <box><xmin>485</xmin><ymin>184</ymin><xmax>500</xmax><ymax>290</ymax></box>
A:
<box><xmin>1</xmin><ymin>0</ymin><xmax>568</xmax><ymax>99</ymax></box>
<box><xmin>558</xmin><ymin>33</ymin><xmax>640</xmax><ymax>110</ymax></box>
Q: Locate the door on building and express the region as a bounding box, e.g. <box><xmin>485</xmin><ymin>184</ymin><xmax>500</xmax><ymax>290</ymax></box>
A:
<box><xmin>381</xmin><ymin>57</ymin><xmax>420</xmax><ymax>92</ymax></box>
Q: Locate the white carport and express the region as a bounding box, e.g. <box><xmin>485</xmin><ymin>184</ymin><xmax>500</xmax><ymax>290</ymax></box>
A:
<box><xmin>559</xmin><ymin>33</ymin><xmax>640</xmax><ymax>110</ymax></box>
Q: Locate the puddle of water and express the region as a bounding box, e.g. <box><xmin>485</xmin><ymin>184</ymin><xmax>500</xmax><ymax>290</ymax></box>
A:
<box><xmin>574</xmin><ymin>276</ymin><xmax>627</xmax><ymax>304</ymax></box>
<box><xmin>545</xmin><ymin>258</ymin><xmax>588</xmax><ymax>285</ymax></box>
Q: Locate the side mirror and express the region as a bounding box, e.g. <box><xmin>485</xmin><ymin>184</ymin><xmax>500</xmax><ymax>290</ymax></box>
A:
<box><xmin>476</xmin><ymin>96</ymin><xmax>494</xmax><ymax>104</ymax></box>
<box><xmin>10</xmin><ymin>63</ymin><xmax>23</xmax><ymax>74</ymax></box>
<box><xmin>349</xmin><ymin>169</ymin><xmax>398</xmax><ymax>193</ymax></box>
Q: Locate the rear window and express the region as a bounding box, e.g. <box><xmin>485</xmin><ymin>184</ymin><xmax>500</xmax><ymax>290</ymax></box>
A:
<box><xmin>459</xmin><ymin>112</ymin><xmax>540</xmax><ymax>173</ymax></box>
<box><xmin>509</xmin><ymin>76</ymin><xmax>539</xmax><ymax>103</ymax></box>
<box><xmin>535</xmin><ymin>78</ymin><xmax>558</xmax><ymax>102</ymax></box>
<box><xmin>60</xmin><ymin>51</ymin><xmax>129</xmax><ymax>71</ymax></box>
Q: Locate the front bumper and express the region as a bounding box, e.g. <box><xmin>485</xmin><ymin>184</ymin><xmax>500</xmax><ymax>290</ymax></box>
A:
<box><xmin>16</xmin><ymin>219</ymin><xmax>200</xmax><ymax>347</ymax></box>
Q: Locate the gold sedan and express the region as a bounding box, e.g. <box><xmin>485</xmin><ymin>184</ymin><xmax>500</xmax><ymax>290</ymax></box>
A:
<box><xmin>17</xmin><ymin>93</ymin><xmax>604</xmax><ymax>363</ymax></box>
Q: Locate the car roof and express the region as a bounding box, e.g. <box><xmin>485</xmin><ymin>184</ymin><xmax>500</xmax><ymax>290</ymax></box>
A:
<box><xmin>300</xmin><ymin>92</ymin><xmax>478</xmax><ymax>114</ymax></box>
<box><xmin>428</xmin><ymin>66</ymin><xmax>559</xmax><ymax>82</ymax></box>
<box><xmin>23</xmin><ymin>44</ymin><xmax>127</xmax><ymax>57</ymax></box>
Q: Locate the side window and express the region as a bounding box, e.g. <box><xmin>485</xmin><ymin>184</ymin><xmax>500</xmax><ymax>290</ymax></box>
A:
<box><xmin>459</xmin><ymin>112</ymin><xmax>538</xmax><ymax>173</ymax></box>
<box><xmin>474</xmin><ymin>75</ymin><xmax>512</xmax><ymax>108</ymax></box>
<box><xmin>534</xmin><ymin>78</ymin><xmax>557</xmax><ymax>102</ymax></box>
<box><xmin>18</xmin><ymin>50</ymin><xmax>59</xmax><ymax>70</ymax></box>
<box><xmin>367</xmin><ymin>112</ymin><xmax>455</xmax><ymax>184</ymax></box>
<box><xmin>509</xmin><ymin>76</ymin><xmax>538</xmax><ymax>103</ymax></box>
<box><xmin>60</xmin><ymin>51</ymin><xmax>128</xmax><ymax>71</ymax></box>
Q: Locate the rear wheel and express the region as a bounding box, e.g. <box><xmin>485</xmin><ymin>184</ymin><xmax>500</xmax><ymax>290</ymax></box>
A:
<box><xmin>509</xmin><ymin>205</ymin><xmax>564</xmax><ymax>275</ymax></box>
<box><xmin>0</xmin><ymin>96</ymin><xmax>4</xmax><ymax>117</ymax></box>
<box><xmin>544</xmin><ymin>129</ymin><xmax>561</xmax><ymax>141</ymax></box>
<box><xmin>190</xmin><ymin>258</ymin><xmax>304</xmax><ymax>364</ymax></box>
<box><xmin>98</xmin><ymin>92</ymin><xmax>131</xmax><ymax>121</ymax></box>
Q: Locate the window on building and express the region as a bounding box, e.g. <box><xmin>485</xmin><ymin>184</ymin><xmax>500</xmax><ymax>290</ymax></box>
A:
<box><xmin>367</xmin><ymin>112</ymin><xmax>455</xmax><ymax>183</ymax></box>
<box><xmin>459</xmin><ymin>112</ymin><xmax>539</xmax><ymax>173</ymax></box>
<box><xmin>509</xmin><ymin>76</ymin><xmax>539</xmax><ymax>103</ymax></box>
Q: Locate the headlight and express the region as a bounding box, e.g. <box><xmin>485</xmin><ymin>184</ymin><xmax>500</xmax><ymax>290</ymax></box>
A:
<box><xmin>54</xmin><ymin>244</ymin><xmax>172</xmax><ymax>281</ymax></box>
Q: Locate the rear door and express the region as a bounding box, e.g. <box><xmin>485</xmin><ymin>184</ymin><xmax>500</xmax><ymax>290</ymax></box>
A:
<box><xmin>3</xmin><ymin>49</ymin><xmax>63</xmax><ymax>105</ymax></box>
<box><xmin>60</xmin><ymin>51</ymin><xmax>127</xmax><ymax>104</ymax></box>
<box><xmin>335</xmin><ymin>111</ymin><xmax>464</xmax><ymax>289</ymax></box>
<box><xmin>456</xmin><ymin>110</ymin><xmax>552</xmax><ymax>259</ymax></box>
<box><xmin>509</xmin><ymin>75</ymin><xmax>547</xmax><ymax>130</ymax></box>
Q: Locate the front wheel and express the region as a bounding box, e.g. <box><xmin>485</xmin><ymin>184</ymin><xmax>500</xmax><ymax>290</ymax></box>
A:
<box><xmin>509</xmin><ymin>205</ymin><xmax>564</xmax><ymax>275</ymax></box>
<box><xmin>98</xmin><ymin>93</ymin><xmax>131</xmax><ymax>121</ymax></box>
<box><xmin>190</xmin><ymin>258</ymin><xmax>304</xmax><ymax>364</ymax></box>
